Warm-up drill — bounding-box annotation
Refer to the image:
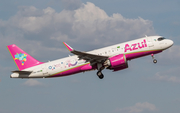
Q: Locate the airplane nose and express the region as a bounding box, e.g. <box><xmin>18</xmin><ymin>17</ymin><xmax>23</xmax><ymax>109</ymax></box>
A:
<box><xmin>169</xmin><ymin>40</ymin><xmax>174</xmax><ymax>47</ymax></box>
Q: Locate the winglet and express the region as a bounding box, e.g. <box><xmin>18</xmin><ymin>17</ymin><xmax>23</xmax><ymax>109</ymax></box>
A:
<box><xmin>63</xmin><ymin>42</ymin><xmax>74</xmax><ymax>52</ymax></box>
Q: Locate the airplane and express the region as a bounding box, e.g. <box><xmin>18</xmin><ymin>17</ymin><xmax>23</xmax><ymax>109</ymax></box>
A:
<box><xmin>7</xmin><ymin>36</ymin><xmax>173</xmax><ymax>79</ymax></box>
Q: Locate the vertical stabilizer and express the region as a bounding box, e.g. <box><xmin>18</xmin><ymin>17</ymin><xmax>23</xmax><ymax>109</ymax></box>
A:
<box><xmin>7</xmin><ymin>44</ymin><xmax>43</xmax><ymax>70</ymax></box>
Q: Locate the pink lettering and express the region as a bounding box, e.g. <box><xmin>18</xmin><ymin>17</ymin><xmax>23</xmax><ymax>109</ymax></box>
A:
<box><xmin>124</xmin><ymin>44</ymin><xmax>132</xmax><ymax>52</ymax></box>
<box><xmin>138</xmin><ymin>42</ymin><xmax>144</xmax><ymax>49</ymax></box>
<box><xmin>132</xmin><ymin>44</ymin><xmax>138</xmax><ymax>50</ymax></box>
<box><xmin>144</xmin><ymin>39</ymin><xmax>147</xmax><ymax>47</ymax></box>
<box><xmin>124</xmin><ymin>40</ymin><xmax>148</xmax><ymax>52</ymax></box>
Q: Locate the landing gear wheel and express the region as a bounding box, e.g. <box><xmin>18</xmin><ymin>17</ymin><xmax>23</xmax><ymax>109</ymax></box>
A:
<box><xmin>151</xmin><ymin>54</ymin><xmax>157</xmax><ymax>64</ymax></box>
<box><xmin>153</xmin><ymin>59</ymin><xmax>157</xmax><ymax>64</ymax></box>
<box><xmin>97</xmin><ymin>71</ymin><xmax>104</xmax><ymax>79</ymax></box>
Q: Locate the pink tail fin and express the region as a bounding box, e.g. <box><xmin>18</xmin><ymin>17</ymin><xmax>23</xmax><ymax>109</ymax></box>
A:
<box><xmin>7</xmin><ymin>44</ymin><xmax>43</xmax><ymax>70</ymax></box>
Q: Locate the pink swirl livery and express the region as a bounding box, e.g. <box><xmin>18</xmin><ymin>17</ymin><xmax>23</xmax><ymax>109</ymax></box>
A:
<box><xmin>7</xmin><ymin>36</ymin><xmax>173</xmax><ymax>79</ymax></box>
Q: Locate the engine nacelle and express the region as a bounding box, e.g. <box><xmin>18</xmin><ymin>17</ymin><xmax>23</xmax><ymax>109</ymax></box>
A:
<box><xmin>104</xmin><ymin>54</ymin><xmax>128</xmax><ymax>71</ymax></box>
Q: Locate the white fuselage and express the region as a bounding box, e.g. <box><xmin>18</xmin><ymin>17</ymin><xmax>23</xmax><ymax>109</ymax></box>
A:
<box><xmin>10</xmin><ymin>36</ymin><xmax>173</xmax><ymax>78</ymax></box>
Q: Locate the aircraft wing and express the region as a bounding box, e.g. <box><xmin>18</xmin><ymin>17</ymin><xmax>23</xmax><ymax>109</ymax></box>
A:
<box><xmin>63</xmin><ymin>42</ymin><xmax>109</xmax><ymax>65</ymax></box>
<box><xmin>72</xmin><ymin>50</ymin><xmax>108</xmax><ymax>63</ymax></box>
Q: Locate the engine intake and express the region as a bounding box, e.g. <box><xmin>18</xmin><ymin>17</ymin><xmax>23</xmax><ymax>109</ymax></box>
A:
<box><xmin>104</xmin><ymin>54</ymin><xmax>128</xmax><ymax>71</ymax></box>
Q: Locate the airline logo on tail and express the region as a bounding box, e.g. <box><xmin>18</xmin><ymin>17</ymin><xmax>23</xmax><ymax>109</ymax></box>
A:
<box><xmin>14</xmin><ymin>53</ymin><xmax>27</xmax><ymax>65</ymax></box>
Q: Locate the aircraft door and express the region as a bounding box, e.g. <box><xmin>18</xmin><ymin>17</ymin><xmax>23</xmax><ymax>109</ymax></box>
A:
<box><xmin>147</xmin><ymin>37</ymin><xmax>154</xmax><ymax>48</ymax></box>
<box><xmin>42</xmin><ymin>64</ymin><xmax>49</xmax><ymax>76</ymax></box>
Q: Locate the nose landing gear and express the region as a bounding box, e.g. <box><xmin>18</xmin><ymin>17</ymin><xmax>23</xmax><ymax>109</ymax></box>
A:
<box><xmin>153</xmin><ymin>59</ymin><xmax>157</xmax><ymax>63</ymax></box>
<box><xmin>151</xmin><ymin>54</ymin><xmax>157</xmax><ymax>64</ymax></box>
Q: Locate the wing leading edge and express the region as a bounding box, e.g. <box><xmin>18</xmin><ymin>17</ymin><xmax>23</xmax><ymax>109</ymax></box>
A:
<box><xmin>63</xmin><ymin>42</ymin><xmax>108</xmax><ymax>65</ymax></box>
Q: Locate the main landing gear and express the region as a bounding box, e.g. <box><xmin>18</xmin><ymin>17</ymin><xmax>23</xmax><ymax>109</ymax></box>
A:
<box><xmin>97</xmin><ymin>71</ymin><xmax>104</xmax><ymax>79</ymax></box>
<box><xmin>96</xmin><ymin>63</ymin><xmax>104</xmax><ymax>79</ymax></box>
<box><xmin>151</xmin><ymin>54</ymin><xmax>157</xmax><ymax>64</ymax></box>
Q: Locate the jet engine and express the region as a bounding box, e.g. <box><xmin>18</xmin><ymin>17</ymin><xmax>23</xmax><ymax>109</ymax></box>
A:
<box><xmin>104</xmin><ymin>54</ymin><xmax>128</xmax><ymax>71</ymax></box>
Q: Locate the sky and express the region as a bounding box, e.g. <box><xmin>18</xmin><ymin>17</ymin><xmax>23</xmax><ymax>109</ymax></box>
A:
<box><xmin>0</xmin><ymin>0</ymin><xmax>180</xmax><ymax>113</ymax></box>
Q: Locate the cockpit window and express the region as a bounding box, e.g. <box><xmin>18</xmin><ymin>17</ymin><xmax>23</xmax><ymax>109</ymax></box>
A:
<box><xmin>157</xmin><ymin>37</ymin><xmax>166</xmax><ymax>41</ymax></box>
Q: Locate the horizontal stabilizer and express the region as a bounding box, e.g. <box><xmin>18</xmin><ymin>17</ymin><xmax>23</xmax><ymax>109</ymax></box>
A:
<box><xmin>12</xmin><ymin>70</ymin><xmax>32</xmax><ymax>74</ymax></box>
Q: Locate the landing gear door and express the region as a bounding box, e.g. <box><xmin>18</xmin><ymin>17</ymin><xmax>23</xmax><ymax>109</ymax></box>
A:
<box><xmin>147</xmin><ymin>37</ymin><xmax>154</xmax><ymax>48</ymax></box>
<box><xmin>42</xmin><ymin>64</ymin><xmax>48</xmax><ymax>76</ymax></box>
